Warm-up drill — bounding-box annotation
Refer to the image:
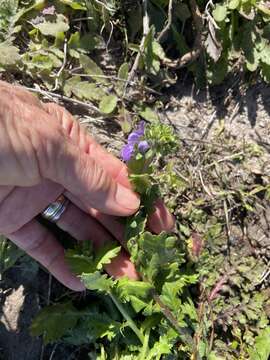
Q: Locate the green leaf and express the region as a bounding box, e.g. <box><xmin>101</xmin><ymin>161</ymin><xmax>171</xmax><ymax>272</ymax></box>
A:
<box><xmin>79</xmin><ymin>53</ymin><xmax>106</xmax><ymax>82</ymax></box>
<box><xmin>146</xmin><ymin>336</ymin><xmax>172</xmax><ymax>359</ymax></box>
<box><xmin>161</xmin><ymin>276</ymin><xmax>198</xmax><ymax>311</ymax></box>
<box><xmin>68</xmin><ymin>32</ymin><xmax>98</xmax><ymax>58</ymax></box>
<box><xmin>143</xmin><ymin>26</ymin><xmax>161</xmax><ymax>75</ymax></box>
<box><xmin>31</xmin><ymin>303</ymin><xmax>79</xmax><ymax>344</ymax></box>
<box><xmin>228</xmin><ymin>0</ymin><xmax>240</xmax><ymax>10</ymax></box>
<box><xmin>260</xmin><ymin>45</ymin><xmax>270</xmax><ymax>66</ymax></box>
<box><xmin>34</xmin><ymin>14</ymin><xmax>69</xmax><ymax>37</ymax></box>
<box><xmin>0</xmin><ymin>42</ymin><xmax>20</xmax><ymax>67</ymax></box>
<box><xmin>118</xmin><ymin>62</ymin><xmax>129</xmax><ymax>80</ymax></box>
<box><xmin>0</xmin><ymin>0</ymin><xmax>19</xmax><ymax>41</ymax></box>
<box><xmin>152</xmin><ymin>41</ymin><xmax>166</xmax><ymax>60</ymax></box>
<box><xmin>0</xmin><ymin>236</ymin><xmax>23</xmax><ymax>274</ymax></box>
<box><xmin>65</xmin><ymin>249</ymin><xmax>94</xmax><ymax>275</ymax></box>
<box><xmin>130</xmin><ymin>231</ymin><xmax>183</xmax><ymax>283</ymax></box>
<box><xmin>81</xmin><ymin>271</ymin><xmax>114</xmax><ymax>292</ymax></box>
<box><xmin>248</xmin><ymin>327</ymin><xmax>270</xmax><ymax>360</ymax></box>
<box><xmin>124</xmin><ymin>211</ymin><xmax>147</xmax><ymax>242</ymax></box>
<box><xmin>95</xmin><ymin>244</ymin><xmax>121</xmax><ymax>270</ymax></box>
<box><xmin>63</xmin><ymin>76</ymin><xmax>106</xmax><ymax>101</ymax></box>
<box><xmin>116</xmin><ymin>277</ymin><xmax>153</xmax><ymax>312</ymax></box>
<box><xmin>99</xmin><ymin>95</ymin><xmax>118</xmax><ymax>114</ymax></box>
<box><xmin>261</xmin><ymin>63</ymin><xmax>270</xmax><ymax>83</ymax></box>
<box><xmin>59</xmin><ymin>0</ymin><xmax>86</xmax><ymax>10</ymax></box>
<box><xmin>117</xmin><ymin>62</ymin><xmax>129</xmax><ymax>93</ymax></box>
<box><xmin>213</xmin><ymin>4</ymin><xmax>227</xmax><ymax>22</ymax></box>
<box><xmin>84</xmin><ymin>313</ymin><xmax>121</xmax><ymax>341</ymax></box>
<box><xmin>139</xmin><ymin>106</ymin><xmax>159</xmax><ymax>122</ymax></box>
<box><xmin>74</xmin><ymin>83</ymin><xmax>105</xmax><ymax>101</ymax></box>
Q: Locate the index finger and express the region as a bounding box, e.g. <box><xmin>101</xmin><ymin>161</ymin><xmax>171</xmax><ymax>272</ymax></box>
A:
<box><xmin>43</xmin><ymin>102</ymin><xmax>131</xmax><ymax>189</ymax></box>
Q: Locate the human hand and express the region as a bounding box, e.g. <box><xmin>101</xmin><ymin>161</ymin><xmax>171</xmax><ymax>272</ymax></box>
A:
<box><xmin>0</xmin><ymin>81</ymin><xmax>174</xmax><ymax>290</ymax></box>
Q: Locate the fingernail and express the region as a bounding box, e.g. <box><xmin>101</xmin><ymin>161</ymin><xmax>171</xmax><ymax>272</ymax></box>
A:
<box><xmin>116</xmin><ymin>184</ymin><xmax>140</xmax><ymax>212</ymax></box>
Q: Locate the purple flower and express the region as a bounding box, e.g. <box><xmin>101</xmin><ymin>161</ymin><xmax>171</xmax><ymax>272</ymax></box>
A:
<box><xmin>31</xmin><ymin>15</ymin><xmax>45</xmax><ymax>25</ymax></box>
<box><xmin>121</xmin><ymin>121</ymin><xmax>148</xmax><ymax>162</ymax></box>
<box><xmin>121</xmin><ymin>144</ymin><xmax>134</xmax><ymax>162</ymax></box>
<box><xmin>136</xmin><ymin>121</ymin><xmax>145</xmax><ymax>136</ymax></box>
<box><xmin>128</xmin><ymin>132</ymin><xmax>141</xmax><ymax>144</ymax></box>
<box><xmin>138</xmin><ymin>140</ymin><xmax>150</xmax><ymax>153</ymax></box>
<box><xmin>42</xmin><ymin>5</ymin><xmax>56</xmax><ymax>15</ymax></box>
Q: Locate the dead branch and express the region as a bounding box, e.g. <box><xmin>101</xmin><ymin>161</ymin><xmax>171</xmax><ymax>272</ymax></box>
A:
<box><xmin>157</xmin><ymin>0</ymin><xmax>173</xmax><ymax>42</ymax></box>
<box><xmin>164</xmin><ymin>0</ymin><xmax>204</xmax><ymax>68</ymax></box>
<box><xmin>125</xmin><ymin>0</ymin><xmax>150</xmax><ymax>88</ymax></box>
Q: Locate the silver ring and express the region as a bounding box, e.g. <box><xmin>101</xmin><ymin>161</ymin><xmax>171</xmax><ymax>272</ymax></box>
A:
<box><xmin>41</xmin><ymin>195</ymin><xmax>69</xmax><ymax>223</ymax></box>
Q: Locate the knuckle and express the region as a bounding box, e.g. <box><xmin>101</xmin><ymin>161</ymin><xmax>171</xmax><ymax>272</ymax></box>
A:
<box><xmin>45</xmin><ymin>250</ymin><xmax>63</xmax><ymax>271</ymax></box>
<box><xmin>87</xmin><ymin>159</ymin><xmax>111</xmax><ymax>194</ymax></box>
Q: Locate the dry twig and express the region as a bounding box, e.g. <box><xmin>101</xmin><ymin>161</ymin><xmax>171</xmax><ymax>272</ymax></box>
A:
<box><xmin>52</xmin><ymin>38</ymin><xmax>68</xmax><ymax>91</ymax></box>
<box><xmin>23</xmin><ymin>86</ymin><xmax>101</xmax><ymax>113</ymax></box>
<box><xmin>125</xmin><ymin>0</ymin><xmax>150</xmax><ymax>88</ymax></box>
<box><xmin>165</xmin><ymin>0</ymin><xmax>204</xmax><ymax>68</ymax></box>
<box><xmin>157</xmin><ymin>0</ymin><xmax>173</xmax><ymax>42</ymax></box>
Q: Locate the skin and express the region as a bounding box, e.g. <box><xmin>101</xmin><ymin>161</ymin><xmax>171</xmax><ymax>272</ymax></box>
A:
<box><xmin>0</xmin><ymin>81</ymin><xmax>175</xmax><ymax>291</ymax></box>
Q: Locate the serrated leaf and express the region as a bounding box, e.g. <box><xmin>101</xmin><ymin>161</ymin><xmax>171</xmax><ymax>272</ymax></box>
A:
<box><xmin>31</xmin><ymin>303</ymin><xmax>79</xmax><ymax>344</ymax></box>
<box><xmin>131</xmin><ymin>231</ymin><xmax>183</xmax><ymax>283</ymax></box>
<box><xmin>161</xmin><ymin>276</ymin><xmax>198</xmax><ymax>311</ymax></box>
<box><xmin>99</xmin><ymin>95</ymin><xmax>118</xmax><ymax>114</ymax></box>
<box><xmin>213</xmin><ymin>4</ymin><xmax>227</xmax><ymax>22</ymax></box>
<box><xmin>84</xmin><ymin>313</ymin><xmax>121</xmax><ymax>341</ymax></box>
<box><xmin>116</xmin><ymin>278</ymin><xmax>153</xmax><ymax>312</ymax></box>
<box><xmin>80</xmin><ymin>53</ymin><xmax>106</xmax><ymax>82</ymax></box>
<box><xmin>81</xmin><ymin>271</ymin><xmax>113</xmax><ymax>292</ymax></box>
<box><xmin>95</xmin><ymin>244</ymin><xmax>121</xmax><ymax>270</ymax></box>
<box><xmin>146</xmin><ymin>336</ymin><xmax>172</xmax><ymax>359</ymax></box>
<box><xmin>34</xmin><ymin>14</ymin><xmax>69</xmax><ymax>37</ymax></box>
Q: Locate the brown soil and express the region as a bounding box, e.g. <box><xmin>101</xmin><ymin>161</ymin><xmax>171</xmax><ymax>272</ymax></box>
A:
<box><xmin>0</xmin><ymin>78</ymin><xmax>269</xmax><ymax>360</ymax></box>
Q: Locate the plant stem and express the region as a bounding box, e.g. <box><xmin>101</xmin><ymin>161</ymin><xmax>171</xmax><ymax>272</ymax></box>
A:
<box><xmin>109</xmin><ymin>292</ymin><xmax>144</xmax><ymax>345</ymax></box>
<box><xmin>140</xmin><ymin>328</ymin><xmax>150</xmax><ymax>360</ymax></box>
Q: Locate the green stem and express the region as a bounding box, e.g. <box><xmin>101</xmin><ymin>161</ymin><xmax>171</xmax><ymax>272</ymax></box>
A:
<box><xmin>109</xmin><ymin>292</ymin><xmax>144</xmax><ymax>345</ymax></box>
<box><xmin>140</xmin><ymin>328</ymin><xmax>150</xmax><ymax>360</ymax></box>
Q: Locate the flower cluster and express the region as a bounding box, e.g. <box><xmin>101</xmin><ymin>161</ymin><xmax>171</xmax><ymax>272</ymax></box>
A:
<box><xmin>121</xmin><ymin>121</ymin><xmax>150</xmax><ymax>162</ymax></box>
